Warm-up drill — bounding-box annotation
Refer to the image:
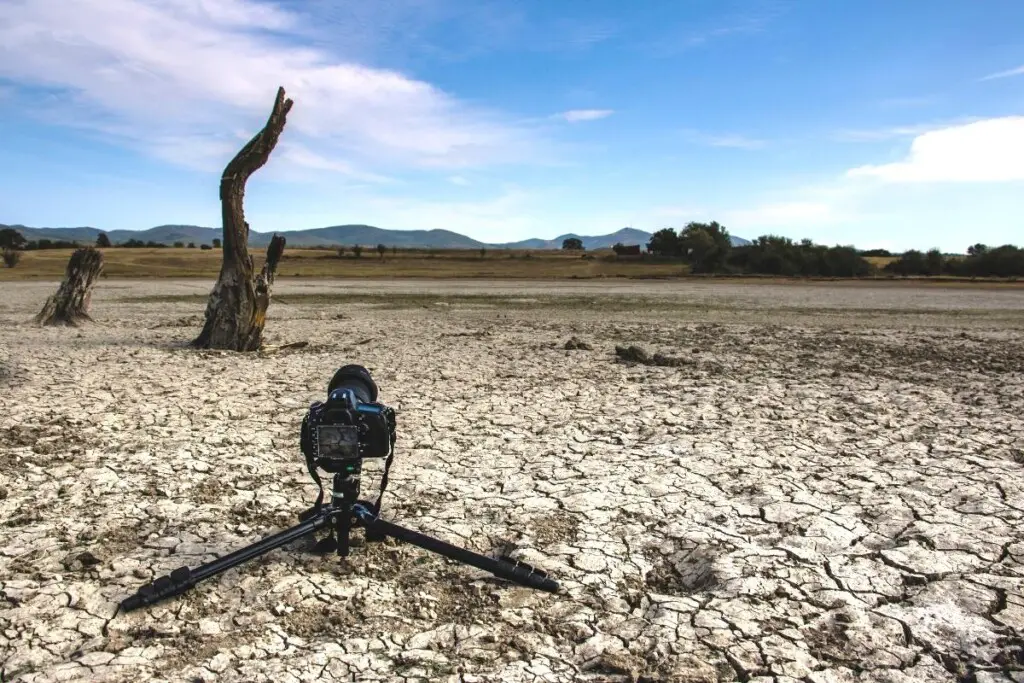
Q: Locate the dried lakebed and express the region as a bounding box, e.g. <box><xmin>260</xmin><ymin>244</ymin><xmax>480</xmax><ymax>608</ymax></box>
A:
<box><xmin>1</xmin><ymin>278</ymin><xmax>1023</xmax><ymax>683</ymax></box>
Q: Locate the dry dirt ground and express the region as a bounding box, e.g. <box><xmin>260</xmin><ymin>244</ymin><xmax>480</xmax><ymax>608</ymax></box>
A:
<box><xmin>2</xmin><ymin>278</ymin><xmax>1024</xmax><ymax>683</ymax></box>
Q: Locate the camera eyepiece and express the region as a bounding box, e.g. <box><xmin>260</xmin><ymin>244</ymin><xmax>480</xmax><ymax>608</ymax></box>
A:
<box><xmin>327</xmin><ymin>364</ymin><xmax>378</xmax><ymax>404</ymax></box>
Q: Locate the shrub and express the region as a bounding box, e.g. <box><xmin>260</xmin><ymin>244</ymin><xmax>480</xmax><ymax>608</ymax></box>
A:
<box><xmin>2</xmin><ymin>248</ymin><xmax>20</xmax><ymax>268</ymax></box>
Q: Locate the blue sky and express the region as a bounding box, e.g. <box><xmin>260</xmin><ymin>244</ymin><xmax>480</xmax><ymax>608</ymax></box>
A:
<box><xmin>1</xmin><ymin>0</ymin><xmax>1022</xmax><ymax>252</ymax></box>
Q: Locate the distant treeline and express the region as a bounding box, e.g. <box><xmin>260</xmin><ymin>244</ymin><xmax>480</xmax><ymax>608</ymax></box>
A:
<box><xmin>3</xmin><ymin>225</ymin><xmax>1023</xmax><ymax>278</ymax></box>
<box><xmin>642</xmin><ymin>223</ymin><xmax>1024</xmax><ymax>278</ymax></box>
<box><xmin>0</xmin><ymin>228</ymin><xmax>223</xmax><ymax>251</ymax></box>
<box><xmin>883</xmin><ymin>244</ymin><xmax>1024</xmax><ymax>278</ymax></box>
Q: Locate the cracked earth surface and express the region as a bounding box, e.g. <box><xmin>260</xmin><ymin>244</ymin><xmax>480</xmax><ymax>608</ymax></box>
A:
<box><xmin>1</xmin><ymin>278</ymin><xmax>1023</xmax><ymax>683</ymax></box>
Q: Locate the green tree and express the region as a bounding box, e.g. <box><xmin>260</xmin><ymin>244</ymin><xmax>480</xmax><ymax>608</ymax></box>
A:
<box><xmin>968</xmin><ymin>243</ymin><xmax>988</xmax><ymax>256</ymax></box>
<box><xmin>377</xmin><ymin>243</ymin><xmax>387</xmax><ymax>259</ymax></box>
<box><xmin>562</xmin><ymin>237</ymin><xmax>584</xmax><ymax>250</ymax></box>
<box><xmin>646</xmin><ymin>228</ymin><xmax>679</xmax><ymax>257</ymax></box>
<box><xmin>959</xmin><ymin>245</ymin><xmax>1024</xmax><ymax>277</ymax></box>
<box><xmin>96</xmin><ymin>232</ymin><xmax>111</xmax><ymax>248</ymax></box>
<box><xmin>0</xmin><ymin>227</ymin><xmax>26</xmax><ymax>250</ymax></box>
<box><xmin>925</xmin><ymin>248</ymin><xmax>944</xmax><ymax>276</ymax></box>
<box><xmin>213</xmin><ymin>238</ymin><xmax>222</xmax><ymax>249</ymax></box>
<box><xmin>337</xmin><ymin>246</ymin><xmax>346</xmax><ymax>258</ymax></box>
<box><xmin>187</xmin><ymin>242</ymin><xmax>196</xmax><ymax>249</ymax></box>
<box><xmin>352</xmin><ymin>244</ymin><xmax>363</xmax><ymax>258</ymax></box>
<box><xmin>886</xmin><ymin>249</ymin><xmax>926</xmax><ymax>276</ymax></box>
<box><xmin>679</xmin><ymin>221</ymin><xmax>731</xmax><ymax>272</ymax></box>
<box><xmin>174</xmin><ymin>241</ymin><xmax>184</xmax><ymax>248</ymax></box>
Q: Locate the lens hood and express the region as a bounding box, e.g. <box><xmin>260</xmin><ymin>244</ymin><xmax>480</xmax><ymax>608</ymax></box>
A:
<box><xmin>327</xmin><ymin>364</ymin><xmax>379</xmax><ymax>403</ymax></box>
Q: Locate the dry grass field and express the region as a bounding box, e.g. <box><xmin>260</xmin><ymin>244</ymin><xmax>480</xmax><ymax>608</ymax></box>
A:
<box><xmin>2</xmin><ymin>278</ymin><xmax>1023</xmax><ymax>682</ymax></box>
<box><xmin>0</xmin><ymin>248</ymin><xmax>690</xmax><ymax>281</ymax></box>
<box><xmin>0</xmin><ymin>249</ymin><xmax>1000</xmax><ymax>285</ymax></box>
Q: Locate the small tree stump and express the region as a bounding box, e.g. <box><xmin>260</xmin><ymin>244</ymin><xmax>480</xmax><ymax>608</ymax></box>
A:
<box><xmin>193</xmin><ymin>87</ymin><xmax>292</xmax><ymax>351</ymax></box>
<box><xmin>35</xmin><ymin>247</ymin><xmax>104</xmax><ymax>326</ymax></box>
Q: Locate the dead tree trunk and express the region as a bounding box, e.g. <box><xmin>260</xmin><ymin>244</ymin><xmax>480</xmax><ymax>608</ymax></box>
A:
<box><xmin>193</xmin><ymin>87</ymin><xmax>292</xmax><ymax>351</ymax></box>
<box><xmin>35</xmin><ymin>247</ymin><xmax>104</xmax><ymax>326</ymax></box>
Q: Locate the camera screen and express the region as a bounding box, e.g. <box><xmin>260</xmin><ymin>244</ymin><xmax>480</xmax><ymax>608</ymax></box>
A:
<box><xmin>316</xmin><ymin>425</ymin><xmax>359</xmax><ymax>459</ymax></box>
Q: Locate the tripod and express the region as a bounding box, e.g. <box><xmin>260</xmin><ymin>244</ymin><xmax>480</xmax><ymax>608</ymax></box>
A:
<box><xmin>120</xmin><ymin>471</ymin><xmax>559</xmax><ymax>612</ymax></box>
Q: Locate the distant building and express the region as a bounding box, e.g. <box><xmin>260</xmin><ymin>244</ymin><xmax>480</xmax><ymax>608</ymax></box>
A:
<box><xmin>613</xmin><ymin>244</ymin><xmax>642</xmax><ymax>256</ymax></box>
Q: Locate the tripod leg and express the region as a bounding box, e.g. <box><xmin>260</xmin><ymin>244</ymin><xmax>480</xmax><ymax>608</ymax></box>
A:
<box><xmin>351</xmin><ymin>504</ymin><xmax>559</xmax><ymax>593</ymax></box>
<box><xmin>121</xmin><ymin>509</ymin><xmax>332</xmax><ymax>612</ymax></box>
<box><xmin>336</xmin><ymin>509</ymin><xmax>352</xmax><ymax>556</ymax></box>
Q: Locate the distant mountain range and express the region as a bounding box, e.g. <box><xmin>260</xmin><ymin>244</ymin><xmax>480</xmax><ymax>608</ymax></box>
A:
<box><xmin>3</xmin><ymin>223</ymin><xmax>751</xmax><ymax>249</ymax></box>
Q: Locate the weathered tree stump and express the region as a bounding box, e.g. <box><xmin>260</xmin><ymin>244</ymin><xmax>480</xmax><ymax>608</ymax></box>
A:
<box><xmin>35</xmin><ymin>247</ymin><xmax>104</xmax><ymax>326</ymax></box>
<box><xmin>193</xmin><ymin>87</ymin><xmax>292</xmax><ymax>351</ymax></box>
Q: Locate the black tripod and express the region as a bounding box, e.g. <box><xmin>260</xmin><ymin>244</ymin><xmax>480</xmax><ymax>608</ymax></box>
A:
<box><xmin>120</xmin><ymin>471</ymin><xmax>559</xmax><ymax>612</ymax></box>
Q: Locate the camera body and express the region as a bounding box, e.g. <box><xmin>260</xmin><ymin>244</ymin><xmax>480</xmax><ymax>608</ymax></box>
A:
<box><xmin>300</xmin><ymin>365</ymin><xmax>396</xmax><ymax>474</ymax></box>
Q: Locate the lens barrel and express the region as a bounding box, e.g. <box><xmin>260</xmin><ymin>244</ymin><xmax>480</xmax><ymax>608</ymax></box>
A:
<box><xmin>327</xmin><ymin>364</ymin><xmax>378</xmax><ymax>403</ymax></box>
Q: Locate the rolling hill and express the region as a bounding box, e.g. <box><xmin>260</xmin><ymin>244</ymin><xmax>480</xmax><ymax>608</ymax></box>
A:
<box><xmin>3</xmin><ymin>223</ymin><xmax>750</xmax><ymax>249</ymax></box>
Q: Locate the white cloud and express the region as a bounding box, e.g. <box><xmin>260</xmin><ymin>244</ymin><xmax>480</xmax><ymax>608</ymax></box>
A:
<box><xmin>981</xmin><ymin>64</ymin><xmax>1024</xmax><ymax>81</ymax></box>
<box><xmin>557</xmin><ymin>109</ymin><xmax>614</xmax><ymax>123</ymax></box>
<box><xmin>447</xmin><ymin>175</ymin><xmax>470</xmax><ymax>186</ymax></box>
<box><xmin>846</xmin><ymin>117</ymin><xmax>1024</xmax><ymax>183</ymax></box>
<box><xmin>715</xmin><ymin>117</ymin><xmax>1024</xmax><ymax>250</ymax></box>
<box><xmin>0</xmin><ymin>0</ymin><xmax>549</xmax><ymax>174</ymax></box>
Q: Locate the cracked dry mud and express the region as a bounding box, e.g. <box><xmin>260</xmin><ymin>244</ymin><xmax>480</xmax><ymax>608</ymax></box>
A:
<box><xmin>1</xmin><ymin>278</ymin><xmax>1023</xmax><ymax>683</ymax></box>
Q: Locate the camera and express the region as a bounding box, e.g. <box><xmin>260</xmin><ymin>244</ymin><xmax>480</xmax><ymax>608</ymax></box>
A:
<box><xmin>300</xmin><ymin>364</ymin><xmax>396</xmax><ymax>474</ymax></box>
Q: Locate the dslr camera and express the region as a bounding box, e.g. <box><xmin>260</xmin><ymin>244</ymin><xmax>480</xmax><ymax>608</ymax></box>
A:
<box><xmin>300</xmin><ymin>364</ymin><xmax>396</xmax><ymax>474</ymax></box>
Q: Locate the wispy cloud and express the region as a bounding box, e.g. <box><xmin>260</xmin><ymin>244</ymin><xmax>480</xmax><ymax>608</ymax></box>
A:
<box><xmin>556</xmin><ymin>109</ymin><xmax>615</xmax><ymax>123</ymax></box>
<box><xmin>875</xmin><ymin>95</ymin><xmax>937</xmax><ymax>109</ymax></box>
<box><xmin>645</xmin><ymin>1</ymin><xmax>787</xmax><ymax>56</ymax></box>
<box><xmin>447</xmin><ymin>175</ymin><xmax>470</xmax><ymax>186</ymax></box>
<box><xmin>538</xmin><ymin>18</ymin><xmax>617</xmax><ymax>52</ymax></box>
<box><xmin>0</xmin><ymin>0</ymin><xmax>552</xmax><ymax>175</ymax></box>
<box><xmin>846</xmin><ymin>117</ymin><xmax>1024</xmax><ymax>183</ymax></box>
<box><xmin>980</xmin><ymin>64</ymin><xmax>1024</xmax><ymax>81</ymax></box>
<box><xmin>276</xmin><ymin>143</ymin><xmax>394</xmax><ymax>183</ymax></box>
<box><xmin>832</xmin><ymin>117</ymin><xmax>982</xmax><ymax>143</ymax></box>
<box><xmin>833</xmin><ymin>125</ymin><xmax>939</xmax><ymax>142</ymax></box>
<box><xmin>681</xmin><ymin>130</ymin><xmax>767</xmax><ymax>149</ymax></box>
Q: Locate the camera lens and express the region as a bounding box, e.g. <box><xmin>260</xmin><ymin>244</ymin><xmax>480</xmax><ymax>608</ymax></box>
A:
<box><xmin>327</xmin><ymin>364</ymin><xmax>378</xmax><ymax>403</ymax></box>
